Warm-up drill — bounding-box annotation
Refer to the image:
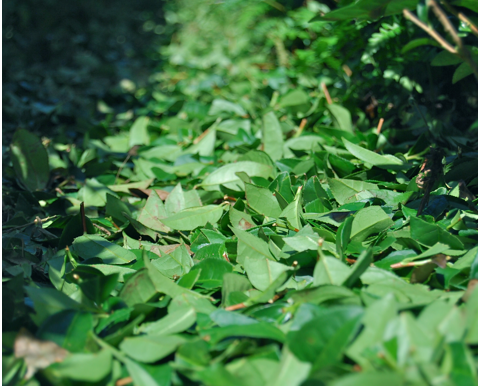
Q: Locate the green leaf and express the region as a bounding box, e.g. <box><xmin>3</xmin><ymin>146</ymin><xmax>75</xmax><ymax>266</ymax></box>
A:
<box><xmin>186</xmin><ymin>126</ymin><xmax>217</xmax><ymax>157</ymax></box>
<box><xmin>279</xmin><ymin>188</ymin><xmax>303</xmax><ymax>230</ymax></box>
<box><xmin>244</xmin><ymin>255</ymin><xmax>291</xmax><ymax>291</ymax></box>
<box><xmin>262</xmin><ymin>111</ymin><xmax>284</xmax><ymax>161</ymax></box>
<box><xmin>209</xmin><ymin>98</ymin><xmax>247</xmax><ymax>116</ymax></box>
<box><xmin>10</xmin><ymin>129</ymin><xmax>50</xmax><ymax>191</ymax></box>
<box><xmin>431</xmin><ymin>50</ymin><xmax>463</xmax><ymax>66</ymax></box>
<box><xmin>37</xmin><ymin>310</ymin><xmax>93</xmax><ymax>352</ymax></box>
<box><xmin>269</xmin><ymin>346</ymin><xmax>311</xmax><ymax>386</ymax></box>
<box><xmin>52</xmin><ymin>349</ymin><xmax>113</xmax><ymax>382</ymax></box>
<box><xmin>138</xmin><ymin>305</ymin><xmax>196</xmax><ymax>335</ymax></box>
<box><xmin>196</xmin><ymin>363</ymin><xmax>239</xmax><ymax>386</ymax></box>
<box><xmin>72</xmin><ymin>234</ymin><xmax>136</xmax><ymax>264</ymax></box>
<box><xmin>347</xmin><ymin>293</ymin><xmax>398</xmax><ymax>364</ymax></box>
<box><xmin>81</xmin><ymin>178</ymin><xmax>119</xmax><ymax>207</ymax></box>
<box><xmin>124</xmin><ymin>358</ymin><xmax>158</xmax><ymax>386</ymax></box>
<box><xmin>245</xmin><ymin>183</ymin><xmax>282</xmax><ymax>218</ymax></box>
<box><xmin>336</xmin><ymin>214</ymin><xmax>353</xmax><ymax>260</ymax></box>
<box><xmin>58</xmin><ymin>212</ymin><xmax>96</xmax><ymax>249</ymax></box>
<box><xmin>401</xmin><ymin>242</ymin><xmax>450</xmax><ymax>263</ymax></box>
<box><xmin>67</xmin><ymin>266</ymin><xmax>119</xmax><ymax>303</ymax></box>
<box><xmin>88</xmin><ymin>264</ymin><xmax>135</xmax><ymax>282</ymax></box>
<box><xmin>25</xmin><ymin>286</ymin><xmax>83</xmax><ymax>325</ymax></box>
<box><xmin>313</xmin><ymin>255</ymin><xmax>350</xmax><ymax>286</ymax></box>
<box><xmin>151</xmin><ymin>244</ymin><xmax>194</xmax><ymax>278</ymax></box>
<box><xmin>312</xmin><ymin>0</ymin><xmax>419</xmax><ymax>21</ymax></box>
<box><xmin>401</xmin><ymin>38</ymin><xmax>441</xmax><ymax>54</ymax></box>
<box><xmin>195</xmin><ymin>243</ymin><xmax>227</xmax><ymax>260</ymax></box>
<box><xmin>193</xmin><ymin>258</ymin><xmax>233</xmax><ymax>288</ymax></box>
<box><xmin>129</xmin><ymin>116</ymin><xmax>150</xmax><ymax>147</ymax></box>
<box><xmin>165</xmin><ymin>183</ymin><xmax>187</xmax><ymax>215</ymax></box>
<box><xmin>453</xmin><ymin>61</ymin><xmax>474</xmax><ymax>83</ymax></box>
<box><xmin>119</xmin><ymin>269</ymin><xmax>158</xmax><ymax>306</ymax></box>
<box><xmin>201</xmin><ymin>161</ymin><xmax>274</xmax><ymax>191</ymax></box>
<box><xmin>287</xmin><ymin>306</ymin><xmax>363</xmax><ymax>366</ymax></box>
<box><xmin>231</xmin><ymin>226</ymin><xmax>276</xmax><ymax>264</ymax></box>
<box><xmin>446</xmin><ymin>342</ymin><xmax>477</xmax><ymax>387</ymax></box>
<box><xmin>161</xmin><ymin>205</ymin><xmax>224</xmax><ymax>230</ymax></box>
<box><xmin>451</xmin><ymin>0</ymin><xmax>478</xmax><ymax>13</ymax></box>
<box><xmin>331</xmin><ymin>371</ymin><xmax>404</xmax><ymax>386</ymax></box>
<box><xmin>200</xmin><ymin>322</ymin><xmax>286</xmax><ymax>344</ymax></box>
<box><xmin>326</xmin><ymin>104</ymin><xmax>353</xmax><ymax>133</ymax></box>
<box><xmin>210</xmin><ymin>309</ymin><xmax>256</xmax><ymax>326</ymax></box>
<box><xmin>328</xmin><ymin>178</ymin><xmax>378</xmax><ymax>205</ymax></box>
<box><xmin>410</xmin><ymin>216</ymin><xmax>464</xmax><ymax>250</ymax></box>
<box><xmin>283</xmin><ymin>225</ymin><xmax>321</xmax><ymax>252</ymax></box>
<box><xmin>290</xmin><ymin>284</ymin><xmax>360</xmax><ymax>305</ymax></box>
<box><xmin>343</xmin><ymin>138</ymin><xmax>410</xmax><ymax>170</ymax></box>
<box><xmin>221</xmin><ymin>273</ymin><xmax>252</xmax><ymax>307</ymax></box>
<box><xmin>350</xmin><ymin>206</ymin><xmax>394</xmax><ymax>242</ymax></box>
<box><xmin>120</xmin><ymin>334</ymin><xmax>187</xmax><ymax>363</ymax></box>
<box><xmin>105</xmin><ymin>193</ymin><xmax>132</xmax><ymax>225</ymax></box>
<box><xmin>342</xmin><ymin>247</ymin><xmax>373</xmax><ymax>288</ymax></box>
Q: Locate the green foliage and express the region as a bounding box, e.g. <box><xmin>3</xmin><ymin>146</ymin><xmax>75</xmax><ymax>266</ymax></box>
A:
<box><xmin>2</xmin><ymin>0</ymin><xmax>478</xmax><ymax>385</ymax></box>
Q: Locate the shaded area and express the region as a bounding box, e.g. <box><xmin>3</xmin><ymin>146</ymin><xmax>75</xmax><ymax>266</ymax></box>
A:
<box><xmin>3</xmin><ymin>0</ymin><xmax>169</xmax><ymax>143</ymax></box>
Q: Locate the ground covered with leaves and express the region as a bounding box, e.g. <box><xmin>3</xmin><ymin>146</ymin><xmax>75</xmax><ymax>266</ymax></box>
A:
<box><xmin>3</xmin><ymin>0</ymin><xmax>478</xmax><ymax>385</ymax></box>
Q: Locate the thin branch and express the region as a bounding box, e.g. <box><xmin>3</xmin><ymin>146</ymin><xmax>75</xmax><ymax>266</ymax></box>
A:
<box><xmin>428</xmin><ymin>0</ymin><xmax>478</xmax><ymax>82</ymax></box>
<box><xmin>390</xmin><ymin>259</ymin><xmax>432</xmax><ymax>269</ymax></box>
<box><xmin>403</xmin><ymin>9</ymin><xmax>457</xmax><ymax>54</ymax></box>
<box><xmin>440</xmin><ymin>0</ymin><xmax>478</xmax><ymax>38</ymax></box>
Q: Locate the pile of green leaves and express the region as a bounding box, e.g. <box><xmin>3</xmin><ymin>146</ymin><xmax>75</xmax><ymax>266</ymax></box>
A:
<box><xmin>3</xmin><ymin>0</ymin><xmax>478</xmax><ymax>385</ymax></box>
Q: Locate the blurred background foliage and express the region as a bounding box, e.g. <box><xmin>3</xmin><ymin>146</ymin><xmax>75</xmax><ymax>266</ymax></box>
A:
<box><xmin>3</xmin><ymin>1</ymin><xmax>478</xmax><ymax>385</ymax></box>
<box><xmin>3</xmin><ymin>0</ymin><xmax>477</xmax><ymax>148</ymax></box>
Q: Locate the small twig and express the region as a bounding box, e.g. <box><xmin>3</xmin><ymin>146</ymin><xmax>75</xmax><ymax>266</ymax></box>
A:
<box><xmin>80</xmin><ymin>202</ymin><xmax>87</xmax><ymax>234</ymax></box>
<box><xmin>390</xmin><ymin>254</ymin><xmax>448</xmax><ymax>269</ymax></box>
<box><xmin>225</xmin><ymin>303</ymin><xmax>246</xmax><ymax>311</ymax></box>
<box><xmin>268</xmin><ymin>290</ymin><xmax>287</xmax><ymax>304</ymax></box>
<box><xmin>321</xmin><ymin>82</ymin><xmax>333</xmax><ymax>105</ymax></box>
<box><xmin>403</xmin><ymin>9</ymin><xmax>457</xmax><ymax>54</ymax></box>
<box><xmin>116</xmin><ymin>376</ymin><xmax>133</xmax><ymax>386</ymax></box>
<box><xmin>440</xmin><ymin>0</ymin><xmax>478</xmax><ymax>38</ymax></box>
<box><xmin>376</xmin><ymin>118</ymin><xmax>384</xmax><ymax>134</ymax></box>
<box><xmin>223</xmin><ymin>195</ymin><xmax>237</xmax><ymax>202</ymax></box>
<box><xmin>222</xmin><ymin>252</ymin><xmax>230</xmax><ymax>262</ymax></box>
<box><xmin>296</xmin><ymin>118</ymin><xmax>307</xmax><ymax>137</ymax></box>
<box><xmin>428</xmin><ymin>0</ymin><xmax>478</xmax><ymax>82</ymax></box>
<box><xmin>342</xmin><ymin>64</ymin><xmax>352</xmax><ymax>77</ymax></box>
<box><xmin>391</xmin><ymin>260</ymin><xmax>431</xmax><ymax>269</ymax></box>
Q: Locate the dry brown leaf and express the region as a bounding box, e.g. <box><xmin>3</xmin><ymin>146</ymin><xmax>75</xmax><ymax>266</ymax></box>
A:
<box><xmin>14</xmin><ymin>328</ymin><xmax>69</xmax><ymax>380</ymax></box>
